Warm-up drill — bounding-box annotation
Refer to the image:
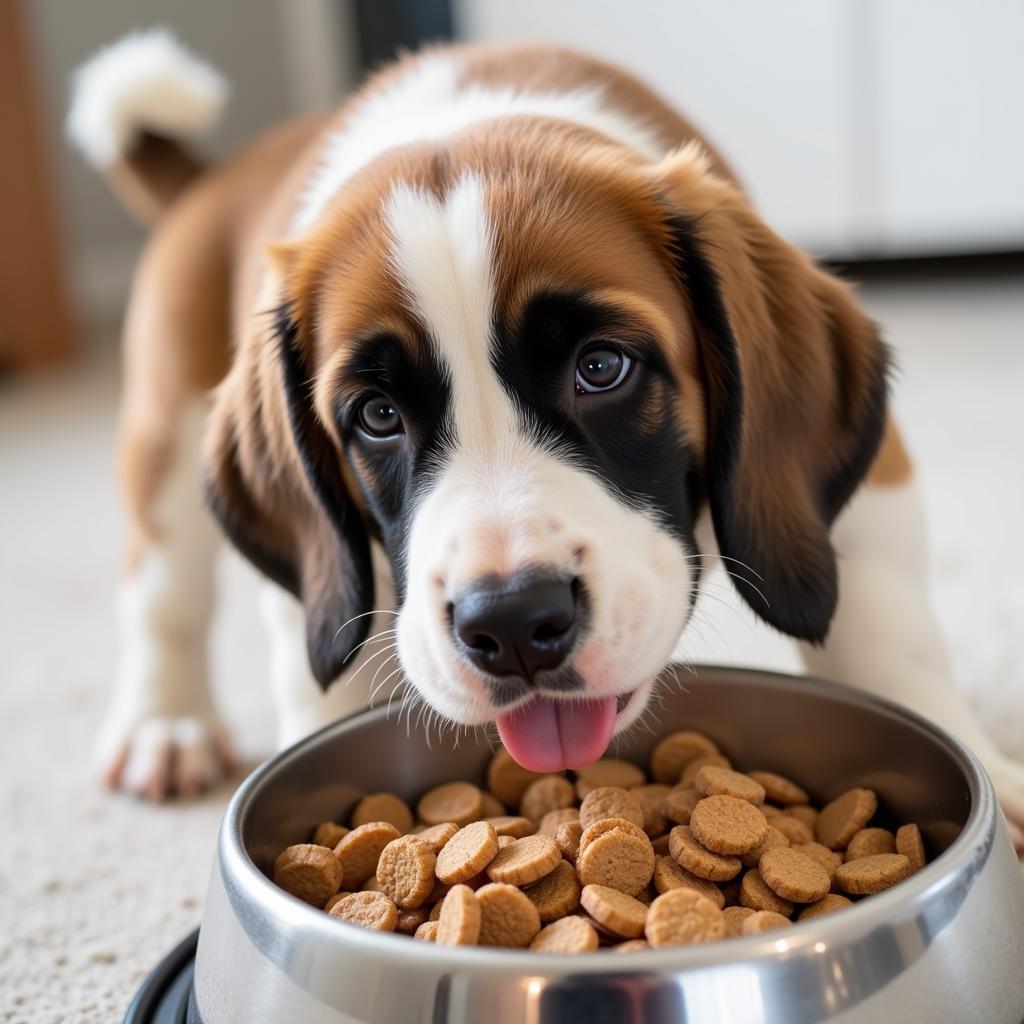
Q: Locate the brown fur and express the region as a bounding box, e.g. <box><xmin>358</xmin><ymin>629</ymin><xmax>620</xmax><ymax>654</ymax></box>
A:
<box><xmin>868</xmin><ymin>419</ymin><xmax>913</xmax><ymax>486</ymax></box>
<box><xmin>109</xmin><ymin>42</ymin><xmax>900</xmax><ymax>650</ymax></box>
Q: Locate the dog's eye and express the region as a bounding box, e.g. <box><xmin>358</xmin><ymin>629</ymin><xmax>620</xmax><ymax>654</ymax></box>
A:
<box><xmin>575</xmin><ymin>345</ymin><xmax>633</xmax><ymax>394</ymax></box>
<box><xmin>356</xmin><ymin>395</ymin><xmax>404</xmax><ymax>438</ymax></box>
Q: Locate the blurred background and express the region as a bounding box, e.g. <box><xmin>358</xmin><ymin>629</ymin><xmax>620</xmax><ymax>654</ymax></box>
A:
<box><xmin>1</xmin><ymin>1</ymin><xmax>1022</xmax><ymax>1018</ymax></box>
<box><xmin>5</xmin><ymin>0</ymin><xmax>1023</xmax><ymax>361</ymax></box>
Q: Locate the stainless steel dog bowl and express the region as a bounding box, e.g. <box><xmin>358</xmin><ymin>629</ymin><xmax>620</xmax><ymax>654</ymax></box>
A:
<box><xmin>188</xmin><ymin>666</ymin><xmax>1024</xmax><ymax>1023</ymax></box>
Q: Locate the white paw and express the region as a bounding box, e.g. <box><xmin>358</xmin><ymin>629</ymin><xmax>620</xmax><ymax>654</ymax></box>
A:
<box><xmin>984</xmin><ymin>754</ymin><xmax>1024</xmax><ymax>854</ymax></box>
<box><xmin>96</xmin><ymin>714</ymin><xmax>236</xmax><ymax>800</ymax></box>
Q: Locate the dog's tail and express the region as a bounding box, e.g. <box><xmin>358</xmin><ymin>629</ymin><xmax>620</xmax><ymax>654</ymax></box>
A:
<box><xmin>66</xmin><ymin>29</ymin><xmax>229</xmax><ymax>225</ymax></box>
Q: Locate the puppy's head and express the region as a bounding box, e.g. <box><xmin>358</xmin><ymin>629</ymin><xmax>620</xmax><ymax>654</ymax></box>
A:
<box><xmin>205</xmin><ymin>129</ymin><xmax>888</xmax><ymax>770</ymax></box>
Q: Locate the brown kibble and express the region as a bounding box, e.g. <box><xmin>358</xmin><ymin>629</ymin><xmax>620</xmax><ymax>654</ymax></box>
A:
<box><xmin>694</xmin><ymin>766</ymin><xmax>766</xmax><ymax>806</ymax></box>
<box><xmin>578</xmin><ymin>817</ymin><xmax>649</xmax><ymax>856</ymax></box>
<box><xmin>742</xmin><ymin>911</ymin><xmax>792</xmax><ymax>935</ymax></box>
<box><xmin>722</xmin><ymin>906</ymin><xmax>756</xmax><ymax>937</ymax></box>
<box><xmin>579</xmin><ymin>786</ymin><xmax>646</xmax><ymax>831</ymax></box>
<box><xmin>786</xmin><ymin>805</ymin><xmax>818</xmax><ymax>831</ymax></box>
<box><xmin>312</xmin><ymin>822</ymin><xmax>349</xmax><ymax>849</ymax></box>
<box><xmin>476</xmin><ymin>883</ymin><xmax>542</xmax><ymax>947</ymax></box>
<box><xmin>524</xmin><ymin>860</ymin><xmax>581</xmax><ymax>922</ymax></box>
<box><xmin>436</xmin><ymin>884</ymin><xmax>482</xmax><ymax>946</ymax></box>
<box><xmin>479</xmin><ymin>792</ymin><xmax>506</xmax><ymax>818</ymax></box>
<box><xmin>530</xmin><ymin>915</ymin><xmax>599</xmax><ymax>953</ymax></box>
<box><xmin>273</xmin><ymin>844</ymin><xmax>343</xmax><ymax>906</ymax></box>
<box><xmin>690</xmin><ymin>796</ymin><xmax>769</xmax><ymax>855</ymax></box>
<box><xmin>792</xmin><ymin>842</ymin><xmax>843</xmax><ymax>880</ymax></box>
<box><xmin>798</xmin><ymin>894</ymin><xmax>853</xmax><ymax>921</ymax></box>
<box><xmin>576</xmin><ymin>827</ymin><xmax>655</xmax><ymax>897</ymax></box>
<box><xmin>396</xmin><ymin>907</ymin><xmax>429</xmax><ymax>934</ymax></box>
<box><xmin>746</xmin><ymin>771</ymin><xmax>810</xmax><ymax>807</ymax></box>
<box><xmin>896</xmin><ymin>824</ymin><xmax>926</xmax><ymax>872</ymax></box>
<box><xmin>435</xmin><ymin>821</ymin><xmax>498</xmax><ymax>885</ymax></box>
<box><xmin>575</xmin><ymin>758</ymin><xmax>646</xmax><ymax>798</ymax></box>
<box><xmin>351</xmin><ymin>792</ymin><xmax>414</xmax><ymax>834</ymax></box>
<box><xmin>758</xmin><ymin>847</ymin><xmax>832</xmax><ymax>903</ymax></box>
<box><xmin>740</xmin><ymin>825</ymin><xmax>790</xmax><ymax>869</ymax></box>
<box><xmin>418</xmin><ymin>782</ymin><xmax>484</xmax><ymax>827</ymax></box>
<box><xmin>835</xmin><ymin>853</ymin><xmax>912</xmax><ymax>895</ymax></box>
<box><xmin>537</xmin><ymin>808</ymin><xmax>579</xmax><ymax>836</ymax></box>
<box><xmin>486</xmin><ymin>834</ymin><xmax>562</xmax><ymax>886</ymax></box>
<box><xmin>556</xmin><ymin>821</ymin><xmax>583</xmax><ymax>864</ymax></box>
<box><xmin>650</xmin><ymin>730</ymin><xmax>719</xmax><ymax>784</ymax></box>
<box><xmin>487</xmin><ymin>745</ymin><xmax>544</xmax><ymax>806</ymax></box>
<box><xmin>486</xmin><ymin>815</ymin><xmax>536</xmax><ymax>838</ymax></box>
<box><xmin>815</xmin><ymin>788</ymin><xmax>877</xmax><ymax>850</ymax></box>
<box><xmin>646</xmin><ymin>888</ymin><xmax>726</xmax><ymax>947</ymax></box>
<box><xmin>416</xmin><ymin>821</ymin><xmax>460</xmax><ymax>854</ymax></box>
<box><xmin>681</xmin><ymin>753</ymin><xmax>732</xmax><ymax>786</ymax></box>
<box><xmin>274</xmin><ymin>720</ymin><xmax>946</xmax><ymax>956</ymax></box>
<box><xmin>661</xmin><ymin>784</ymin><xmax>701</xmax><ymax>825</ymax></box>
<box><xmin>668</xmin><ymin>825</ymin><xmax>741</xmax><ymax>881</ymax></box>
<box><xmin>487</xmin><ymin>747</ymin><xmax>544</xmax><ymax>807</ymax></box>
<box><xmin>334</xmin><ymin>822</ymin><xmax>402</xmax><ymax>887</ymax></box>
<box><xmin>652</xmin><ymin>855</ymin><xmax>725</xmax><ymax>908</ymax></box>
<box><xmin>520</xmin><ymin>776</ymin><xmax>575</xmax><ymax>823</ymax></box>
<box><xmin>739</xmin><ymin>869</ymin><xmax>795</xmax><ymax>916</ymax></box>
<box><xmin>845</xmin><ymin>827</ymin><xmax>897</xmax><ymax>862</ymax></box>
<box><xmin>581</xmin><ymin>884</ymin><xmax>649</xmax><ymax>938</ymax></box>
<box><xmin>323</xmin><ymin>891</ymin><xmax>354</xmax><ymax>912</ymax></box>
<box><xmin>328</xmin><ymin>891</ymin><xmax>398</xmax><ymax>932</ymax></box>
<box><xmin>376</xmin><ymin>835</ymin><xmax>436</xmax><ymax>909</ymax></box>
<box><xmin>770</xmin><ymin>815</ymin><xmax>815</xmax><ymax>846</ymax></box>
<box><xmin>630</xmin><ymin>784</ymin><xmax>671</xmax><ymax>836</ymax></box>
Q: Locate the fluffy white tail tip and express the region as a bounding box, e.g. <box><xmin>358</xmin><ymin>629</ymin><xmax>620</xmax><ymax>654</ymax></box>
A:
<box><xmin>67</xmin><ymin>29</ymin><xmax>228</xmax><ymax>167</ymax></box>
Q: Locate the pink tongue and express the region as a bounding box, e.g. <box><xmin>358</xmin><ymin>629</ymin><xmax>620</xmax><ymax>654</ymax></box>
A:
<box><xmin>496</xmin><ymin>696</ymin><xmax>618</xmax><ymax>772</ymax></box>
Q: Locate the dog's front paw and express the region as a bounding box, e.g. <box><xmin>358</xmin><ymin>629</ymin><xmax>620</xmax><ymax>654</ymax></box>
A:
<box><xmin>984</xmin><ymin>754</ymin><xmax>1024</xmax><ymax>855</ymax></box>
<box><xmin>95</xmin><ymin>713</ymin><xmax>236</xmax><ymax>800</ymax></box>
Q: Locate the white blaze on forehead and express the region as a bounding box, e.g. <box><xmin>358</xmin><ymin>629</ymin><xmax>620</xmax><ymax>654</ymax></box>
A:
<box><xmin>385</xmin><ymin>173</ymin><xmax>513</xmax><ymax>443</ymax></box>
<box><xmin>294</xmin><ymin>55</ymin><xmax>668</xmax><ymax>231</ymax></box>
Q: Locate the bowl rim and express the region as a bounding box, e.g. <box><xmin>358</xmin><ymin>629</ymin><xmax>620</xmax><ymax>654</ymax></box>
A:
<box><xmin>218</xmin><ymin>664</ymin><xmax>996</xmax><ymax>973</ymax></box>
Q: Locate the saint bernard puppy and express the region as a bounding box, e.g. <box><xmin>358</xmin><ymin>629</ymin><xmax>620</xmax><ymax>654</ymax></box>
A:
<box><xmin>68</xmin><ymin>30</ymin><xmax>1022</xmax><ymax>843</ymax></box>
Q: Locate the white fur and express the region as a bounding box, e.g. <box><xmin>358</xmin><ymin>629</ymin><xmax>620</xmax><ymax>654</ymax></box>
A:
<box><xmin>294</xmin><ymin>54</ymin><xmax>667</xmax><ymax>230</ymax></box>
<box><xmin>95</xmin><ymin>400</ymin><xmax>231</xmax><ymax>797</ymax></box>
<box><xmin>801</xmin><ymin>478</ymin><xmax>1024</xmax><ymax>839</ymax></box>
<box><xmin>67</xmin><ymin>29</ymin><xmax>228</xmax><ymax>167</ymax></box>
<box><xmin>385</xmin><ymin>174</ymin><xmax>691</xmax><ymax>729</ymax></box>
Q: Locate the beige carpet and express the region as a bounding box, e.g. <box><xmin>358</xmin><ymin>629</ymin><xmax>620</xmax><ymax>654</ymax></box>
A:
<box><xmin>1</xmin><ymin>266</ymin><xmax>1022</xmax><ymax>1022</ymax></box>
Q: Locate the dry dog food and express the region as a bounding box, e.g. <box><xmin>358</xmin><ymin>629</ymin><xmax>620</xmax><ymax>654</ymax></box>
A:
<box><xmin>271</xmin><ymin>729</ymin><xmax>933</xmax><ymax>953</ymax></box>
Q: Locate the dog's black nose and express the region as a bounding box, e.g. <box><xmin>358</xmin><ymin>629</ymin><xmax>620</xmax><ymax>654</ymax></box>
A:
<box><xmin>452</xmin><ymin>573</ymin><xmax>580</xmax><ymax>681</ymax></box>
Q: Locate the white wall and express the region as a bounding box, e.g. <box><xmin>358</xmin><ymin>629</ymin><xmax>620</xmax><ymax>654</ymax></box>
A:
<box><xmin>455</xmin><ymin>0</ymin><xmax>1024</xmax><ymax>260</ymax></box>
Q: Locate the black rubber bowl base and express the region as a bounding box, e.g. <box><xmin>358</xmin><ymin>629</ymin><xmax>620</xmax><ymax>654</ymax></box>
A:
<box><xmin>123</xmin><ymin>928</ymin><xmax>200</xmax><ymax>1024</ymax></box>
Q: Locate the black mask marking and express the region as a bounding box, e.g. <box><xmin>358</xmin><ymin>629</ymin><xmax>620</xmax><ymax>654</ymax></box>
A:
<box><xmin>491</xmin><ymin>291</ymin><xmax>702</xmax><ymax>553</ymax></box>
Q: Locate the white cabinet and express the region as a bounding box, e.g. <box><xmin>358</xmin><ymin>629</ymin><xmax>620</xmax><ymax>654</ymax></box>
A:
<box><xmin>455</xmin><ymin>0</ymin><xmax>1024</xmax><ymax>259</ymax></box>
<box><xmin>873</xmin><ymin>0</ymin><xmax>1024</xmax><ymax>255</ymax></box>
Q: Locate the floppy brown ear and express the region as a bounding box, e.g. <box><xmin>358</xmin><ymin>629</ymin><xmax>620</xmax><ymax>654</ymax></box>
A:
<box><xmin>202</xmin><ymin>266</ymin><xmax>374</xmax><ymax>687</ymax></box>
<box><xmin>652</xmin><ymin>147</ymin><xmax>890</xmax><ymax>642</ymax></box>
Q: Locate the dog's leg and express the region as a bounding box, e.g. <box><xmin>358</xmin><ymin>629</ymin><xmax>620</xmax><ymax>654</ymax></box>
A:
<box><xmin>98</xmin><ymin>399</ymin><xmax>234</xmax><ymax>798</ymax></box>
<box><xmin>262</xmin><ymin>546</ymin><xmax>399</xmax><ymax>749</ymax></box>
<box><xmin>800</xmin><ymin>473</ymin><xmax>1024</xmax><ymax>846</ymax></box>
